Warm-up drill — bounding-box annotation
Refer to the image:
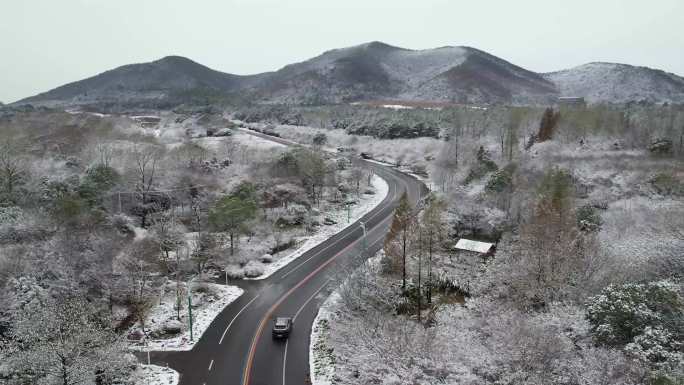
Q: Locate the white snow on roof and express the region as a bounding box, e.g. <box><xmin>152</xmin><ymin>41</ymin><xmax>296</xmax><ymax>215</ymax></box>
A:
<box><xmin>454</xmin><ymin>239</ymin><xmax>493</xmax><ymax>254</ymax></box>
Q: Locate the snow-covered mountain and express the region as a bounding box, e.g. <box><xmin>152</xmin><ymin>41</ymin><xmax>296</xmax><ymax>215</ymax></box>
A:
<box><xmin>545</xmin><ymin>62</ymin><xmax>684</xmax><ymax>104</ymax></box>
<box><xmin>253</xmin><ymin>42</ymin><xmax>557</xmax><ymax>105</ymax></box>
<box><xmin>17</xmin><ymin>42</ymin><xmax>684</xmax><ymax>107</ymax></box>
<box><xmin>19</xmin><ymin>56</ymin><xmax>265</xmax><ymax>107</ymax></box>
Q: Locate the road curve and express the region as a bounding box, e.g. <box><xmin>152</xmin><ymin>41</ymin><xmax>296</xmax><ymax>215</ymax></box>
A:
<box><xmin>141</xmin><ymin>130</ymin><xmax>427</xmax><ymax>385</ymax></box>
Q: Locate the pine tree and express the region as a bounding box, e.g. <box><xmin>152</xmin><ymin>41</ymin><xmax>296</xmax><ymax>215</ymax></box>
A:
<box><xmin>537</xmin><ymin>108</ymin><xmax>560</xmax><ymax>142</ymax></box>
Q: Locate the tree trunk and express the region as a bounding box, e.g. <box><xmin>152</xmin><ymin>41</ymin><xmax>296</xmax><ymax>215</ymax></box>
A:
<box><xmin>417</xmin><ymin>249</ymin><xmax>422</xmax><ymax>323</ymax></box>
<box><xmin>401</xmin><ymin>231</ymin><xmax>407</xmax><ymax>291</ymax></box>
<box><xmin>61</xmin><ymin>356</ymin><xmax>69</xmax><ymax>385</ymax></box>
<box><xmin>427</xmin><ymin>236</ymin><xmax>433</xmax><ymax>305</ymax></box>
<box><xmin>417</xmin><ymin>230</ymin><xmax>422</xmax><ymax>322</ymax></box>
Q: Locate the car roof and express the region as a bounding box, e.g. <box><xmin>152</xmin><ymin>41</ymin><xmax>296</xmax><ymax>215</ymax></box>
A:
<box><xmin>275</xmin><ymin>317</ymin><xmax>291</xmax><ymax>325</ymax></box>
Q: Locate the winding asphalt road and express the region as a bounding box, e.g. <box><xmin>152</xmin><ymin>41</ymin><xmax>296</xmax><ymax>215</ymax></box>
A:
<box><xmin>142</xmin><ymin>131</ymin><xmax>427</xmax><ymax>385</ymax></box>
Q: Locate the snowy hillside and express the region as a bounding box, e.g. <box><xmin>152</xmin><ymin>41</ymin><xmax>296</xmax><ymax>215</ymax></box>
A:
<box><xmin>545</xmin><ymin>62</ymin><xmax>684</xmax><ymax>104</ymax></box>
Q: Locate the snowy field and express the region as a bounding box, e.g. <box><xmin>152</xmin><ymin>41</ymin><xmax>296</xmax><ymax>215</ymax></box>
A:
<box><xmin>130</xmin><ymin>283</ymin><xmax>243</xmax><ymax>352</ymax></box>
<box><xmin>132</xmin><ymin>364</ymin><xmax>179</xmax><ymax>385</ymax></box>
<box><xmin>201</xmin><ymin>130</ymin><xmax>287</xmax><ymax>151</ymax></box>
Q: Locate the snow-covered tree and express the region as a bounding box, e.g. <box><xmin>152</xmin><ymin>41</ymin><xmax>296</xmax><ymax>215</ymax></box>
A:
<box><xmin>383</xmin><ymin>192</ymin><xmax>414</xmax><ymax>290</ymax></box>
<box><xmin>5</xmin><ymin>295</ymin><xmax>131</xmax><ymax>385</ymax></box>
<box><xmin>0</xmin><ymin>139</ymin><xmax>28</xmax><ymax>206</ymax></box>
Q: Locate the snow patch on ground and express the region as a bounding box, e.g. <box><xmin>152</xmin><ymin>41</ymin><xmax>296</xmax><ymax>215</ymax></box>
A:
<box><xmin>246</xmin><ymin>174</ymin><xmax>389</xmax><ymax>280</ymax></box>
<box><xmin>132</xmin><ymin>364</ymin><xmax>179</xmax><ymax>385</ymax></box>
<box><xmin>309</xmin><ymin>292</ymin><xmax>341</xmax><ymax>385</ymax></box>
<box><xmin>130</xmin><ymin>282</ymin><xmax>243</xmax><ymax>352</ymax></box>
<box><xmin>231</xmin><ymin>130</ymin><xmax>287</xmax><ymax>150</ymax></box>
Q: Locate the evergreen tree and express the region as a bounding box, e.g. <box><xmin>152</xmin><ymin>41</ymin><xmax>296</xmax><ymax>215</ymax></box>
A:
<box><xmin>208</xmin><ymin>182</ymin><xmax>258</xmax><ymax>255</ymax></box>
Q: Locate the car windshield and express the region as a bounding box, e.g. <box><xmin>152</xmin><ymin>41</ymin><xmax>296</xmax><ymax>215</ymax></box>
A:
<box><xmin>275</xmin><ymin>318</ymin><xmax>289</xmax><ymax>328</ymax></box>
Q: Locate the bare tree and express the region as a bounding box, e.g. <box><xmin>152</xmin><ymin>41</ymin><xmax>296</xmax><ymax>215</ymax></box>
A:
<box><xmin>421</xmin><ymin>195</ymin><xmax>445</xmax><ymax>305</ymax></box>
<box><xmin>0</xmin><ymin>139</ymin><xmax>27</xmax><ymax>205</ymax></box>
<box><xmin>95</xmin><ymin>142</ymin><xmax>114</xmax><ymax>168</ymax></box>
<box><xmin>435</xmin><ymin>122</ymin><xmax>462</xmax><ymax>192</ymax></box>
<box><xmin>383</xmin><ymin>192</ymin><xmax>415</xmax><ymax>290</ymax></box>
<box><xmin>120</xmin><ymin>237</ymin><xmax>159</xmax><ymax>333</ymax></box>
<box><xmin>129</xmin><ymin>145</ymin><xmax>163</xmax><ymax>227</ymax></box>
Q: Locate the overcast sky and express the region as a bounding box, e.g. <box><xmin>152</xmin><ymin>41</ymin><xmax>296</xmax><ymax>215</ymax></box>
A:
<box><xmin>1</xmin><ymin>0</ymin><xmax>683</xmax><ymax>103</ymax></box>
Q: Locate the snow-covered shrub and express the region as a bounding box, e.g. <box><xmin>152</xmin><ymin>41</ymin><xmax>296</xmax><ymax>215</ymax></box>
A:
<box><xmin>650</xmin><ymin>172</ymin><xmax>682</xmax><ymax>196</ymax></box>
<box><xmin>624</xmin><ymin>326</ymin><xmax>683</xmax><ymax>369</ymax></box>
<box><xmin>576</xmin><ymin>204</ymin><xmax>603</xmax><ymax>232</ymax></box>
<box><xmin>192</xmin><ymin>282</ymin><xmax>212</xmax><ymax>294</ymax></box>
<box><xmin>78</xmin><ymin>165</ymin><xmax>120</xmax><ymax>206</ymax></box>
<box><xmin>312</xmin><ymin>133</ymin><xmax>327</xmax><ymax>146</ymax></box>
<box><xmin>648</xmin><ymin>138</ymin><xmax>673</xmax><ymax>155</ymax></box>
<box><xmin>0</xmin><ymin>206</ymin><xmax>24</xmax><ymax>226</ymax></box>
<box><xmin>464</xmin><ymin>146</ymin><xmax>498</xmax><ymax>185</ymax></box>
<box><xmin>225</xmin><ymin>265</ymin><xmax>245</xmax><ymax>279</ymax></box>
<box><xmin>243</xmin><ymin>260</ymin><xmax>265</xmax><ymax>278</ymax></box>
<box><xmin>447</xmin><ymin>202</ymin><xmax>506</xmax><ymax>240</ymax></box>
<box><xmin>485</xmin><ymin>164</ymin><xmax>515</xmax><ymax>193</ymax></box>
<box><xmin>586</xmin><ymin>280</ymin><xmax>683</xmax><ymax>352</ymax></box>
<box><xmin>110</xmin><ymin>213</ymin><xmax>135</xmax><ymax>236</ymax></box>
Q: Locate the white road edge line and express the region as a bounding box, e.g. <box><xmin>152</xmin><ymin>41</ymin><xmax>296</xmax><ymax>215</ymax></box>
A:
<box><xmin>219</xmin><ymin>294</ymin><xmax>261</xmax><ymax>345</ymax></box>
<box><xmin>281</xmin><ymin>279</ymin><xmax>332</xmax><ymax>385</ymax></box>
<box><xmin>208</xmin><ymin>359</ymin><xmax>214</xmax><ymax>371</ymax></box>
<box><xmin>278</xmin><ymin>176</ymin><xmax>398</xmax><ymax>281</ymax></box>
<box><xmin>282</xmin><ymin>340</ymin><xmax>289</xmax><ymax>385</ymax></box>
<box><xmin>278</xmin><ymin>231</ymin><xmax>355</xmax><ymax>280</ymax></box>
<box><xmin>294</xmin><ymin>278</ymin><xmax>332</xmax><ymax>322</ymax></box>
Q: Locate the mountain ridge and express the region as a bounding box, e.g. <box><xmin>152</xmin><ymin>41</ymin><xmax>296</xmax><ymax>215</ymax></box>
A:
<box><xmin>17</xmin><ymin>42</ymin><xmax>684</xmax><ymax>106</ymax></box>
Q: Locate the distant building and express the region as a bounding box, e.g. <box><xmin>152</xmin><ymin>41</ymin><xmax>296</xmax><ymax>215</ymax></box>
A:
<box><xmin>453</xmin><ymin>239</ymin><xmax>495</xmax><ymax>257</ymax></box>
<box><xmin>558</xmin><ymin>96</ymin><xmax>586</xmax><ymax>106</ymax></box>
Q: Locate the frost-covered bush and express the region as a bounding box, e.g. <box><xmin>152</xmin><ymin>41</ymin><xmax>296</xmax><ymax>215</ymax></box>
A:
<box><xmin>586</xmin><ymin>280</ymin><xmax>683</xmax><ymax>361</ymax></box>
<box><xmin>447</xmin><ymin>201</ymin><xmax>506</xmax><ymax>240</ymax></box>
<box><xmin>485</xmin><ymin>164</ymin><xmax>516</xmax><ymax>193</ymax></box>
<box><xmin>77</xmin><ymin>165</ymin><xmax>120</xmax><ymax>207</ymax></box>
<box><xmin>312</xmin><ymin>133</ymin><xmax>327</xmax><ymax>146</ymax></box>
<box><xmin>0</xmin><ymin>206</ymin><xmax>24</xmax><ymax>226</ymax></box>
<box><xmin>243</xmin><ymin>260</ymin><xmax>265</xmax><ymax>278</ymax></box>
<box><xmin>109</xmin><ymin>213</ymin><xmax>134</xmax><ymax>236</ymax></box>
<box><xmin>650</xmin><ymin>172</ymin><xmax>682</xmax><ymax>196</ymax></box>
<box><xmin>624</xmin><ymin>326</ymin><xmax>683</xmax><ymax>369</ymax></box>
<box><xmin>0</xmin><ymin>207</ymin><xmax>48</xmax><ymax>245</ymax></box>
<box><xmin>464</xmin><ymin>146</ymin><xmax>498</xmax><ymax>185</ymax></box>
<box><xmin>576</xmin><ymin>204</ymin><xmax>603</xmax><ymax>232</ymax></box>
<box><xmin>225</xmin><ymin>265</ymin><xmax>245</xmax><ymax>279</ymax></box>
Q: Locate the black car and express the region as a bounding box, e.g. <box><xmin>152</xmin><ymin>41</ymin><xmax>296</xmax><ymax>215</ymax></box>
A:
<box><xmin>360</xmin><ymin>152</ymin><xmax>373</xmax><ymax>159</ymax></box>
<box><xmin>272</xmin><ymin>317</ymin><xmax>293</xmax><ymax>339</ymax></box>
